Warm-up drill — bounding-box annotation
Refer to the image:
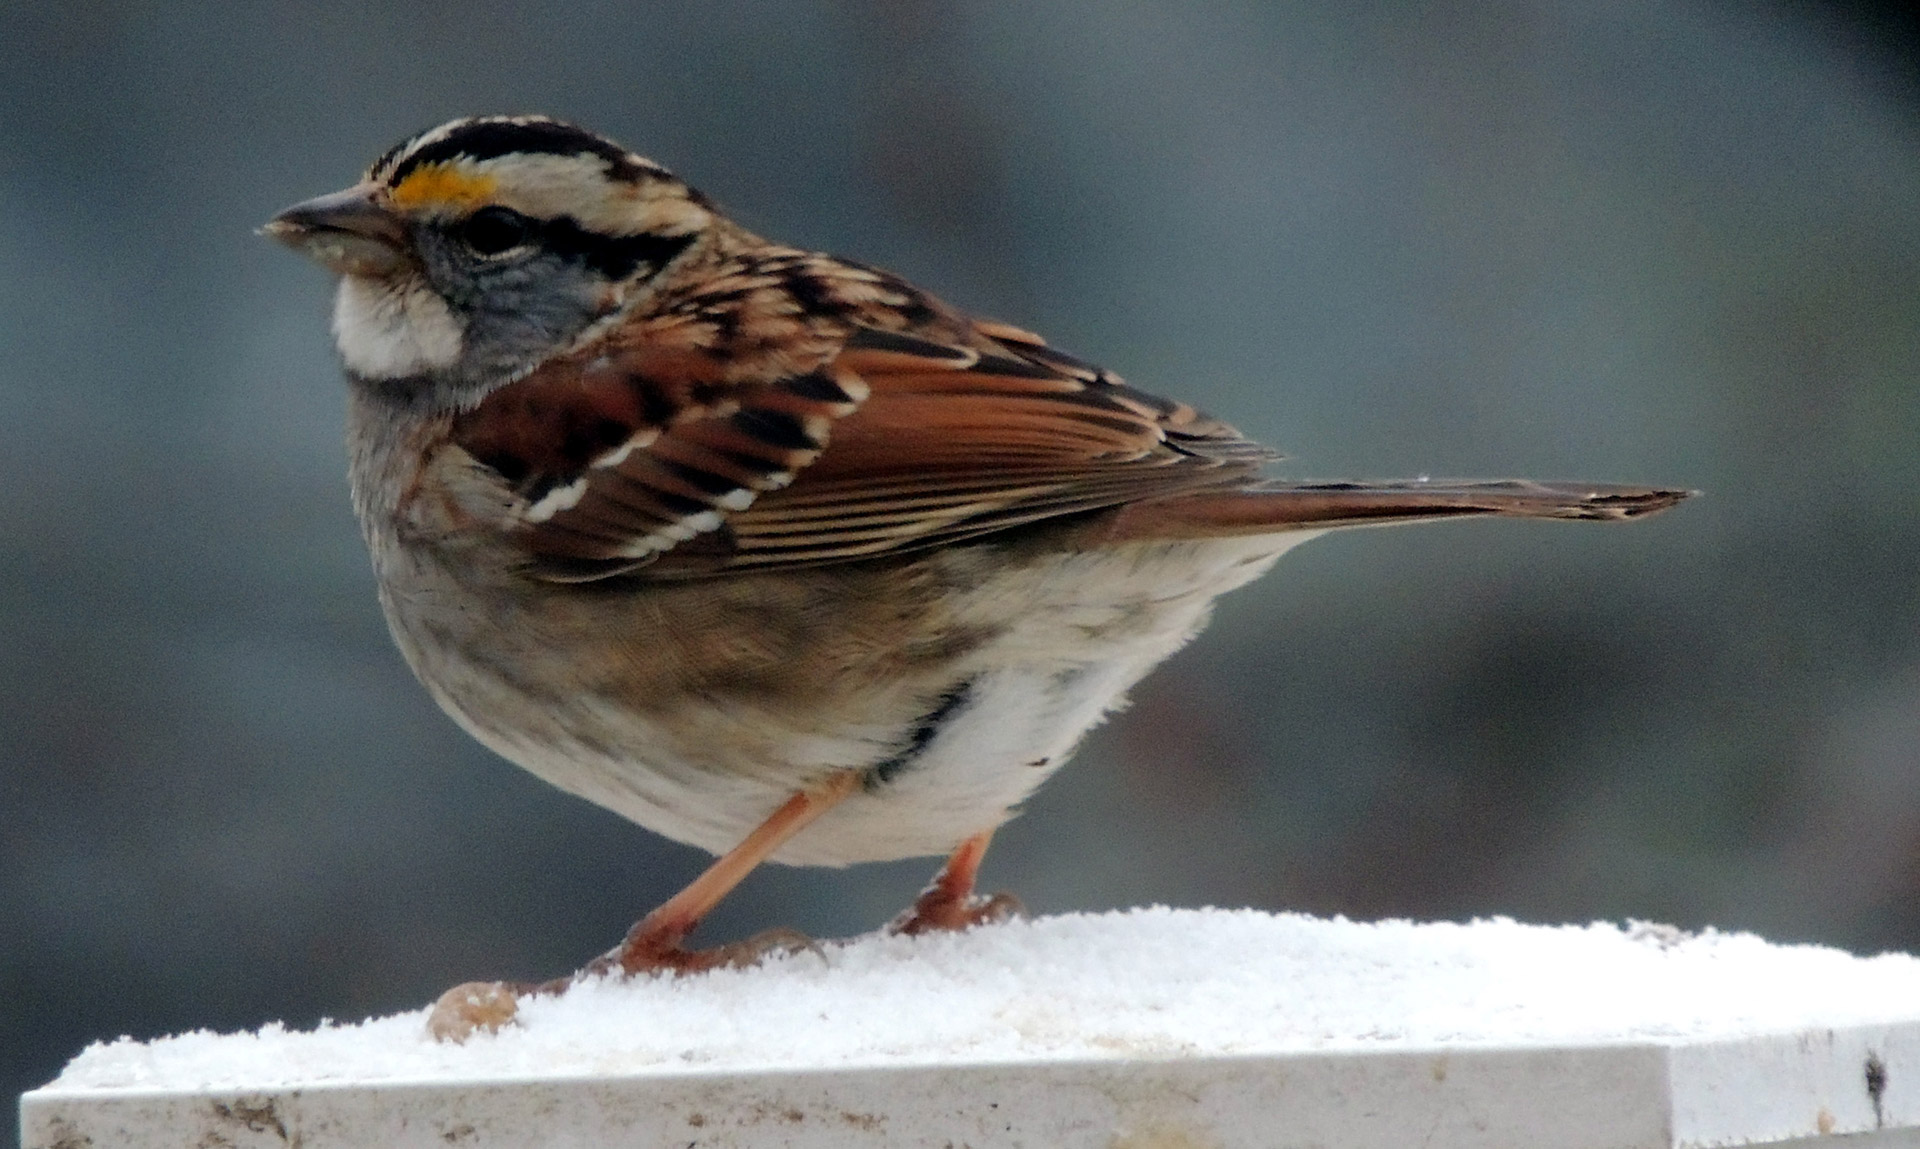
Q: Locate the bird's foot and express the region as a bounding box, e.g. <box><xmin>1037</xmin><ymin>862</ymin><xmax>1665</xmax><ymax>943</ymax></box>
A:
<box><xmin>583</xmin><ymin>925</ymin><xmax>821</xmax><ymax>979</ymax></box>
<box><xmin>888</xmin><ymin>887</ymin><xmax>1025</xmax><ymax>936</ymax></box>
<box><xmin>886</xmin><ymin>829</ymin><xmax>1024</xmax><ymax>936</ymax></box>
<box><xmin>424</xmin><ymin>927</ymin><xmax>820</xmax><ymax>1043</ymax></box>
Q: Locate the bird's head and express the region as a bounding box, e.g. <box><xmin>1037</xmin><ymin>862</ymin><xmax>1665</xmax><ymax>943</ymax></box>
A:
<box><xmin>265</xmin><ymin>116</ymin><xmax>713</xmax><ymax>405</ymax></box>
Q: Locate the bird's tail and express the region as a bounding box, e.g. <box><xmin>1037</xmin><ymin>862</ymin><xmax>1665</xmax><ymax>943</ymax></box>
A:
<box><xmin>1100</xmin><ymin>479</ymin><xmax>1693</xmax><ymax>542</ymax></box>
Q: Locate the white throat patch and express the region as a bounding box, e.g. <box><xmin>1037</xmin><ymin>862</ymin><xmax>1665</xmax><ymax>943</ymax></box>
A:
<box><xmin>332</xmin><ymin>275</ymin><xmax>464</xmax><ymax>380</ymax></box>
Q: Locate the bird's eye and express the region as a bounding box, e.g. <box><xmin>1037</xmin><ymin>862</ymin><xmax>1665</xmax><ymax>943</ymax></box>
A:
<box><xmin>457</xmin><ymin>207</ymin><xmax>533</xmax><ymax>256</ymax></box>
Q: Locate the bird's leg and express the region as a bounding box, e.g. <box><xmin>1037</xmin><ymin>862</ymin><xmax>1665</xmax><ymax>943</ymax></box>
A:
<box><xmin>888</xmin><ymin>829</ymin><xmax>1025</xmax><ymax>936</ymax></box>
<box><xmin>589</xmin><ymin>768</ymin><xmax>862</xmax><ymax>976</ymax></box>
<box><xmin>427</xmin><ymin>769</ymin><xmax>860</xmax><ymax>1042</ymax></box>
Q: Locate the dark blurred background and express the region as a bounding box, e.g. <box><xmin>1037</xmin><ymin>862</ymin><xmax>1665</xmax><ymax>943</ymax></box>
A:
<box><xmin>5</xmin><ymin>0</ymin><xmax>1918</xmax><ymax>1132</ymax></box>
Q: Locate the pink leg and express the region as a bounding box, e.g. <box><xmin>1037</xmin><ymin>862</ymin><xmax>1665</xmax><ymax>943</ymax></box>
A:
<box><xmin>428</xmin><ymin>770</ymin><xmax>861</xmax><ymax>1041</ymax></box>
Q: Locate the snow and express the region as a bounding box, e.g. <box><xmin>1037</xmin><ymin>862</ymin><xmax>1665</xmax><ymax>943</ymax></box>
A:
<box><xmin>44</xmin><ymin>908</ymin><xmax>1920</xmax><ymax>1094</ymax></box>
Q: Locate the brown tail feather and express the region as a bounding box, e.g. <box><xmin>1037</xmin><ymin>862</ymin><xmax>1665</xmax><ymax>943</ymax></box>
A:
<box><xmin>1101</xmin><ymin>479</ymin><xmax>1694</xmax><ymax>543</ymax></box>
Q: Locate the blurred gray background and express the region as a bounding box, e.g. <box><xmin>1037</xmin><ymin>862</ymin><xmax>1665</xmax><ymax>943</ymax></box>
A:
<box><xmin>5</xmin><ymin>0</ymin><xmax>1918</xmax><ymax>1130</ymax></box>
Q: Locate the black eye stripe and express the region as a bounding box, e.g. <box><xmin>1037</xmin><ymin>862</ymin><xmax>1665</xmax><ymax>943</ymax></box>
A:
<box><xmin>469</xmin><ymin>214</ymin><xmax>693</xmax><ymax>280</ymax></box>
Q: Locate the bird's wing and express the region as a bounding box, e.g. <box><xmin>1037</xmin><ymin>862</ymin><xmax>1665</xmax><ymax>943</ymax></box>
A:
<box><xmin>451</xmin><ymin>281</ymin><xmax>1273</xmax><ymax>581</ymax></box>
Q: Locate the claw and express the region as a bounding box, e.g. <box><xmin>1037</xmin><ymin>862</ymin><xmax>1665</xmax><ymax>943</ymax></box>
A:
<box><xmin>726</xmin><ymin>926</ymin><xmax>826</xmax><ymax>966</ymax></box>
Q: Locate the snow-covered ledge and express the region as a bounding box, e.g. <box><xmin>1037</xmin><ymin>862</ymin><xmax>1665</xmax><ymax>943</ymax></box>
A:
<box><xmin>21</xmin><ymin>909</ymin><xmax>1920</xmax><ymax>1148</ymax></box>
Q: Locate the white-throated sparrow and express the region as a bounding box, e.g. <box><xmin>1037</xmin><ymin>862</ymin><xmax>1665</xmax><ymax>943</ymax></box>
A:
<box><xmin>266</xmin><ymin>116</ymin><xmax>1687</xmax><ymax>1039</ymax></box>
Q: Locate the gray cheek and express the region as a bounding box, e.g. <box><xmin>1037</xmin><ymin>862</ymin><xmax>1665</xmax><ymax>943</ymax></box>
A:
<box><xmin>462</xmin><ymin>260</ymin><xmax>604</xmax><ymax>375</ymax></box>
<box><xmin>417</xmin><ymin>238</ymin><xmax>606</xmax><ymax>381</ymax></box>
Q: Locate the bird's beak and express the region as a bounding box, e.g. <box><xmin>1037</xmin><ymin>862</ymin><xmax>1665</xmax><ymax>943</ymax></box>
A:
<box><xmin>261</xmin><ymin>185</ymin><xmax>410</xmax><ymax>277</ymax></box>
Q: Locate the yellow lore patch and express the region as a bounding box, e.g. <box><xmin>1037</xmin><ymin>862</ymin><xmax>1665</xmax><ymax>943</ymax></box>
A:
<box><xmin>390</xmin><ymin>164</ymin><xmax>499</xmax><ymax>213</ymax></box>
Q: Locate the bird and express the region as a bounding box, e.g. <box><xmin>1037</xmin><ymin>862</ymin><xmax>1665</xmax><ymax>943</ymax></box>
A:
<box><xmin>264</xmin><ymin>115</ymin><xmax>1688</xmax><ymax>1039</ymax></box>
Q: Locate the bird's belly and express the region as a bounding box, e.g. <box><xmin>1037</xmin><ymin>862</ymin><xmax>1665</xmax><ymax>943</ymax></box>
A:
<box><xmin>464</xmin><ymin>654</ymin><xmax>1161</xmax><ymax>866</ymax></box>
<box><xmin>400</xmin><ymin>532</ymin><xmax>1320</xmax><ymax>866</ymax></box>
